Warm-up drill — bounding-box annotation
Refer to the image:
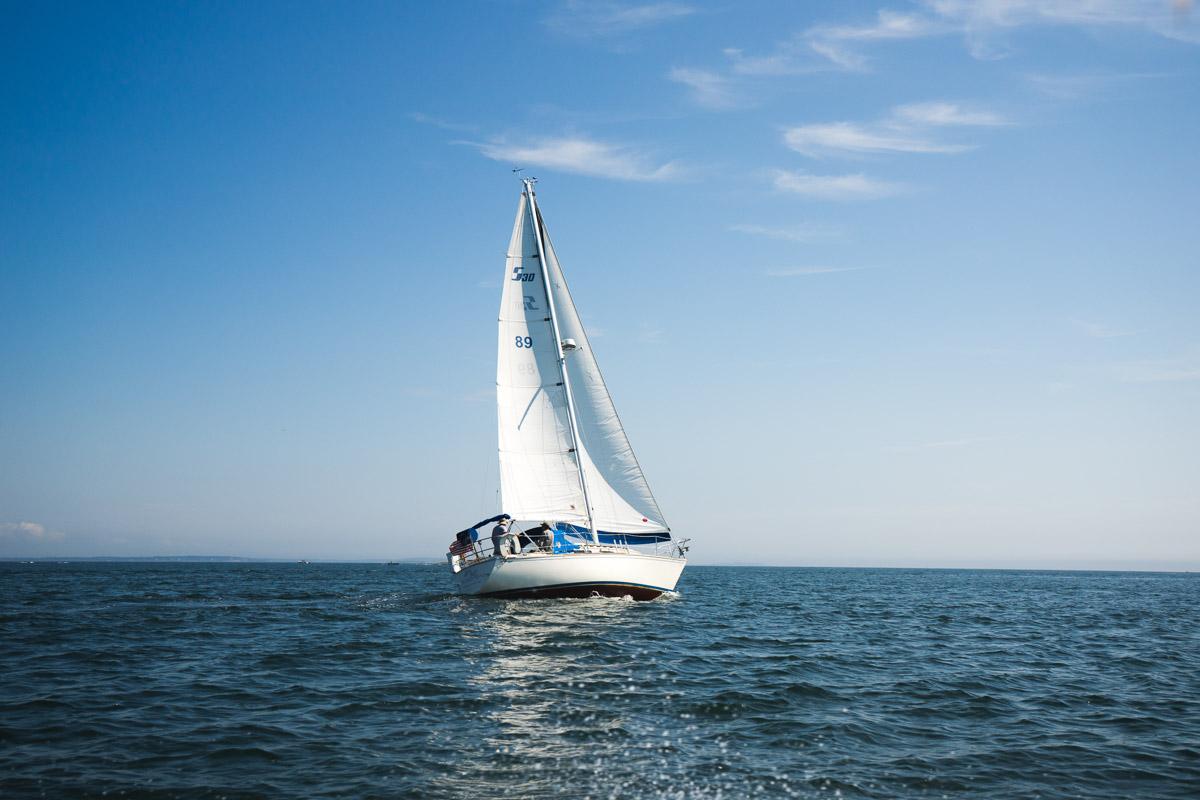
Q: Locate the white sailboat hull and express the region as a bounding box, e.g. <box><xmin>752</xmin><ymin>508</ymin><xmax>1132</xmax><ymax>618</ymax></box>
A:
<box><xmin>451</xmin><ymin>551</ymin><xmax>685</xmax><ymax>601</ymax></box>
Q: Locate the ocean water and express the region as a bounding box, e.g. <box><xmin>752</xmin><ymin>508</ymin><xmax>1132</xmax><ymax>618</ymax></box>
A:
<box><xmin>1</xmin><ymin>564</ymin><xmax>1197</xmax><ymax>799</ymax></box>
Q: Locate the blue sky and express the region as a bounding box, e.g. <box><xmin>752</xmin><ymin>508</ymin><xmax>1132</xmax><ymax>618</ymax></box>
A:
<box><xmin>2</xmin><ymin>1</ymin><xmax>1198</xmax><ymax>567</ymax></box>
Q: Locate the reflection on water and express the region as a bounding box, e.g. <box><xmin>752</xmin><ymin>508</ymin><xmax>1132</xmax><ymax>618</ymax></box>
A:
<box><xmin>451</xmin><ymin>597</ymin><xmax>651</xmax><ymax>797</ymax></box>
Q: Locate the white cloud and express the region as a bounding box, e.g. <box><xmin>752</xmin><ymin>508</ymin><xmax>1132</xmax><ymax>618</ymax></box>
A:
<box><xmin>892</xmin><ymin>101</ymin><xmax>1008</xmax><ymax>127</ymax></box>
<box><xmin>811</xmin><ymin>9</ymin><xmax>942</xmax><ymax>42</ymax></box>
<box><xmin>799</xmin><ymin>1</ymin><xmax>1200</xmax><ymax>68</ymax></box>
<box><xmin>725</xmin><ymin>4</ymin><xmax>1197</xmax><ymax>80</ymax></box>
<box><xmin>729</xmin><ymin>222</ymin><xmax>842</xmax><ymax>242</ymax></box>
<box><xmin>805</xmin><ymin>39</ymin><xmax>869</xmax><ymax>71</ymax></box>
<box><xmin>722</xmin><ymin>44</ymin><xmax>816</xmax><ymax>75</ymax></box>
<box><xmin>722</xmin><ymin>31</ymin><xmax>877</xmax><ymax>75</ymax></box>
<box><xmin>546</xmin><ymin>1</ymin><xmax>696</xmax><ymax>36</ymax></box>
<box><xmin>766</xmin><ymin>266</ymin><xmax>863</xmax><ymax>276</ymax></box>
<box><xmin>668</xmin><ymin>67</ymin><xmax>740</xmax><ymax>109</ymax></box>
<box><xmin>1025</xmin><ymin>71</ymin><xmax>1170</xmax><ymax>99</ymax></box>
<box><xmin>474</xmin><ymin>136</ymin><xmax>680</xmax><ymax>182</ymax></box>
<box><xmin>784</xmin><ymin>102</ymin><xmax>1005</xmax><ymax>158</ymax></box>
<box><xmin>804</xmin><ymin>9</ymin><xmax>947</xmax><ymax>68</ymax></box>
<box><xmin>785</xmin><ymin>122</ymin><xmax>971</xmax><ymax>156</ymax></box>
<box><xmin>925</xmin><ymin>0</ymin><xmax>1196</xmax><ymax>36</ymax></box>
<box><xmin>721</xmin><ymin>10</ymin><xmax>942</xmax><ymax>76</ymax></box>
<box><xmin>0</xmin><ymin>521</ymin><xmax>64</xmax><ymax>543</ymax></box>
<box><xmin>773</xmin><ymin>170</ymin><xmax>904</xmax><ymax>200</ymax></box>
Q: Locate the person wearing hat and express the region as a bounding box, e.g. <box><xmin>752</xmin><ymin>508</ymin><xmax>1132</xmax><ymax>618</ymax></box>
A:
<box><xmin>491</xmin><ymin>517</ymin><xmax>512</xmax><ymax>558</ymax></box>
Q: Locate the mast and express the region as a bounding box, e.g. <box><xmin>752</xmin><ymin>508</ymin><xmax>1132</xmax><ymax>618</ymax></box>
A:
<box><xmin>523</xmin><ymin>178</ymin><xmax>598</xmax><ymax>544</ymax></box>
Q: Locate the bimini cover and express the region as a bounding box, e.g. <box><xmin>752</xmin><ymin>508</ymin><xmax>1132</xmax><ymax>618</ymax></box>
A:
<box><xmin>455</xmin><ymin>514</ymin><xmax>510</xmax><ymax>541</ymax></box>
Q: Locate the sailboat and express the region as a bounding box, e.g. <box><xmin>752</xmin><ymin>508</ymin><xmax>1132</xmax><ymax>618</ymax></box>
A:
<box><xmin>446</xmin><ymin>179</ymin><xmax>688</xmax><ymax>600</ymax></box>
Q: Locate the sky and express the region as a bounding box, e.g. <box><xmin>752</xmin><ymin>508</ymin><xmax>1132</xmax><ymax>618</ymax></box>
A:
<box><xmin>2</xmin><ymin>1</ymin><xmax>1198</xmax><ymax>568</ymax></box>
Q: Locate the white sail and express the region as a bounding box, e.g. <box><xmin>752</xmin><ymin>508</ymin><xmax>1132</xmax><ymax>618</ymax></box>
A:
<box><xmin>538</xmin><ymin>209</ymin><xmax>669</xmax><ymax>535</ymax></box>
<box><xmin>496</xmin><ymin>194</ymin><xmax>589</xmax><ymax>526</ymax></box>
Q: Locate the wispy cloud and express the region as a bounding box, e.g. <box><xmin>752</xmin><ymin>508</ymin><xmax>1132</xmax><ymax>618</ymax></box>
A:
<box><xmin>773</xmin><ymin>169</ymin><xmax>904</xmax><ymax>200</ymax></box>
<box><xmin>0</xmin><ymin>521</ymin><xmax>64</xmax><ymax>543</ymax></box>
<box><xmin>1025</xmin><ymin>71</ymin><xmax>1171</xmax><ymax>99</ymax></box>
<box><xmin>729</xmin><ymin>222</ymin><xmax>843</xmax><ymax>242</ymax></box>
<box><xmin>927</xmin><ymin>0</ymin><xmax>1200</xmax><ymax>43</ymax></box>
<box><xmin>784</xmin><ymin>102</ymin><xmax>1007</xmax><ymax>158</ymax></box>
<box><xmin>766</xmin><ymin>266</ymin><xmax>863</xmax><ymax>276</ymax></box>
<box><xmin>546</xmin><ymin>1</ymin><xmax>696</xmax><ymax>36</ymax></box>
<box><xmin>892</xmin><ymin>101</ymin><xmax>1008</xmax><ymax>127</ymax></box>
<box><xmin>668</xmin><ymin>67</ymin><xmax>741</xmax><ymax>109</ymax></box>
<box><xmin>804</xmin><ymin>39</ymin><xmax>868</xmax><ymax>71</ymax></box>
<box><xmin>409</xmin><ymin>112</ymin><xmax>478</xmax><ymax>133</ymax></box>
<box><xmin>681</xmin><ymin>1</ymin><xmax>1189</xmax><ymax>108</ymax></box>
<box><xmin>718</xmin><ymin>10</ymin><xmax>938</xmax><ymax>77</ymax></box>
<box><xmin>1071</xmin><ymin>318</ymin><xmax>1136</xmax><ymax>339</ymax></box>
<box><xmin>472</xmin><ymin>136</ymin><xmax>680</xmax><ymax>182</ymax></box>
<box><xmin>785</xmin><ymin>122</ymin><xmax>971</xmax><ymax>157</ymax></box>
<box><xmin>815</xmin><ymin>8</ymin><xmax>939</xmax><ymax>41</ymax></box>
<box><xmin>722</xmin><ymin>44</ymin><xmax>812</xmax><ymax>76</ymax></box>
<box><xmin>798</xmin><ymin>1</ymin><xmax>1200</xmax><ymax>69</ymax></box>
<box><xmin>805</xmin><ymin>9</ymin><xmax>947</xmax><ymax>69</ymax></box>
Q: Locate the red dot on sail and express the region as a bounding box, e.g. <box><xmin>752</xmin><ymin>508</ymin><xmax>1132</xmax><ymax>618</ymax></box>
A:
<box><xmin>642</xmin><ymin>517</ymin><xmax>648</xmax><ymax>522</ymax></box>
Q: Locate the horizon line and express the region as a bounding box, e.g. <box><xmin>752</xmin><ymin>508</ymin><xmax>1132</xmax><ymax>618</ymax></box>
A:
<box><xmin>2</xmin><ymin>556</ymin><xmax>1196</xmax><ymax>574</ymax></box>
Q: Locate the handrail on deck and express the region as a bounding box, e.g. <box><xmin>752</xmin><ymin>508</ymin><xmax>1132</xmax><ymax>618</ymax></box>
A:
<box><xmin>448</xmin><ymin>530</ymin><xmax>687</xmax><ymax>569</ymax></box>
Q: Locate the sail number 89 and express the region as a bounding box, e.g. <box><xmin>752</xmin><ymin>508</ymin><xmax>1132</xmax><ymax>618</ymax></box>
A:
<box><xmin>514</xmin><ymin>336</ymin><xmax>533</xmax><ymax>349</ymax></box>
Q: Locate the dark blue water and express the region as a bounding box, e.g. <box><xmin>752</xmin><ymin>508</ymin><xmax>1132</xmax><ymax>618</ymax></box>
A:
<box><xmin>1</xmin><ymin>564</ymin><xmax>1197</xmax><ymax>798</ymax></box>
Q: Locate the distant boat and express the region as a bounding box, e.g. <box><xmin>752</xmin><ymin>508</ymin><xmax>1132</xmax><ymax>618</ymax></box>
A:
<box><xmin>446</xmin><ymin>179</ymin><xmax>688</xmax><ymax>600</ymax></box>
<box><xmin>298</xmin><ymin>560</ymin><xmax>310</xmax><ymax>564</ymax></box>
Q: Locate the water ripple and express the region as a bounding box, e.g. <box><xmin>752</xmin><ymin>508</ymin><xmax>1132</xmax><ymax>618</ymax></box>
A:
<box><xmin>1</xmin><ymin>563</ymin><xmax>1197</xmax><ymax>798</ymax></box>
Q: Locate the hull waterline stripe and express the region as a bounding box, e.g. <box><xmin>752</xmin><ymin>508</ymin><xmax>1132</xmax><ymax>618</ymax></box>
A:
<box><xmin>478</xmin><ymin>579</ymin><xmax>673</xmax><ymax>597</ymax></box>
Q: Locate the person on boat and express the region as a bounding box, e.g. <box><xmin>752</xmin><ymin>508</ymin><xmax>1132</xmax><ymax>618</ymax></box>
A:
<box><xmin>491</xmin><ymin>518</ymin><xmax>513</xmax><ymax>558</ymax></box>
<box><xmin>530</xmin><ymin>522</ymin><xmax>553</xmax><ymax>552</ymax></box>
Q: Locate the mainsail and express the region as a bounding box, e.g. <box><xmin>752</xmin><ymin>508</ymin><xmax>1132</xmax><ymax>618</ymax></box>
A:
<box><xmin>496</xmin><ymin>185</ymin><xmax>669</xmax><ymax>536</ymax></box>
<box><xmin>496</xmin><ymin>193</ymin><xmax>588</xmax><ymax>527</ymax></box>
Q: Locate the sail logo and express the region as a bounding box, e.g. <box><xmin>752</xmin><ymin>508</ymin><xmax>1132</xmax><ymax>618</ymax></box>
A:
<box><xmin>511</xmin><ymin>266</ymin><xmax>537</xmax><ymax>282</ymax></box>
